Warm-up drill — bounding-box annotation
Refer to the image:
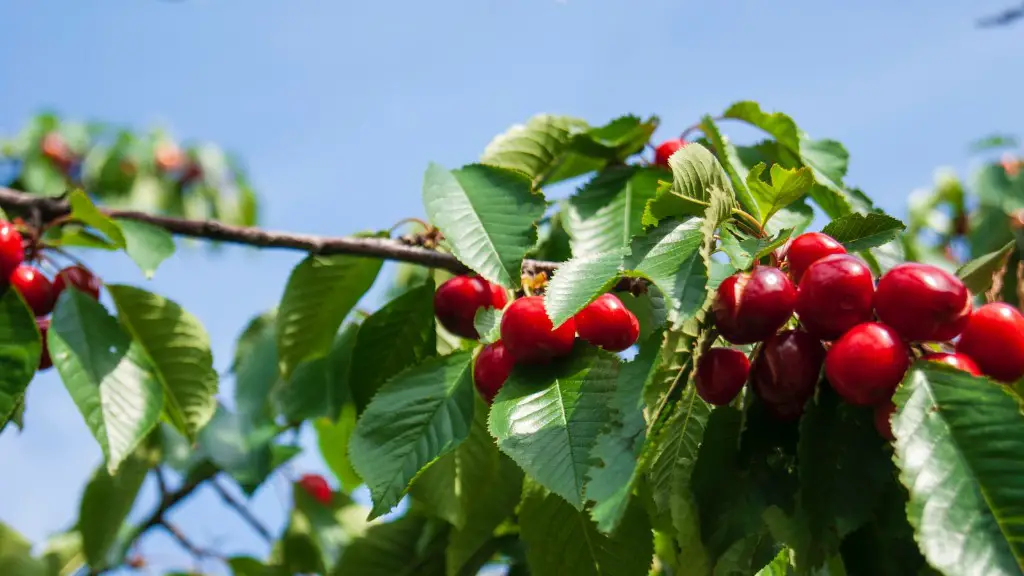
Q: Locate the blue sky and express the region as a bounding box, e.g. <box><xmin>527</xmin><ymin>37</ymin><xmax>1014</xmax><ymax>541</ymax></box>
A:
<box><xmin>0</xmin><ymin>1</ymin><xmax>1020</xmax><ymax>574</ymax></box>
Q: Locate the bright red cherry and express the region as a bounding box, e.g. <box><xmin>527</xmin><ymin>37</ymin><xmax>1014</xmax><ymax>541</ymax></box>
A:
<box><xmin>874</xmin><ymin>403</ymin><xmax>896</xmax><ymax>441</ymax></box>
<box><xmin>825</xmin><ymin>323</ymin><xmax>910</xmax><ymax>406</ymax></box>
<box><xmin>784</xmin><ymin>232</ymin><xmax>846</xmax><ymax>283</ymax></box>
<box><xmin>500</xmin><ymin>296</ymin><xmax>576</xmax><ymax>364</ymax></box>
<box><xmin>921</xmin><ymin>352</ymin><xmax>981</xmax><ymax>376</ymax></box>
<box><xmin>474</xmin><ymin>341</ymin><xmax>516</xmax><ymax>404</ymax></box>
<box><xmin>0</xmin><ymin>221</ymin><xmax>24</xmax><ymax>279</ymax></box>
<box><xmin>795</xmin><ymin>254</ymin><xmax>875</xmax><ymax>340</ymax></box>
<box><xmin>10</xmin><ymin>265</ymin><xmax>54</xmax><ymax>317</ymax></box>
<box><xmin>53</xmin><ymin>265</ymin><xmax>102</xmax><ymax>302</ymax></box>
<box><xmin>695</xmin><ymin>348</ymin><xmax>750</xmax><ymax>406</ymax></box>
<box><xmin>37</xmin><ymin>317</ymin><xmax>52</xmax><ymax>371</ymax></box>
<box><xmin>297</xmin><ymin>473</ymin><xmax>332</xmax><ymax>505</ymax></box>
<box><xmin>574</xmin><ymin>293</ymin><xmax>640</xmax><ymax>352</ymax></box>
<box><xmin>874</xmin><ymin>263</ymin><xmax>971</xmax><ymax>342</ymax></box>
<box><xmin>750</xmin><ymin>330</ymin><xmax>825</xmax><ymax>419</ymax></box>
<box><xmin>654</xmin><ymin>138</ymin><xmax>688</xmax><ymax>167</ymax></box>
<box><xmin>956</xmin><ymin>303</ymin><xmax>1024</xmax><ymax>383</ymax></box>
<box><xmin>433</xmin><ymin>275</ymin><xmax>508</xmax><ymax>339</ymax></box>
<box><xmin>713</xmin><ymin>266</ymin><xmax>797</xmax><ymax>345</ymax></box>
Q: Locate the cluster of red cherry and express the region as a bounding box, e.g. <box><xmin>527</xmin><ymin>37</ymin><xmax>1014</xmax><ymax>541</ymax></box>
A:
<box><xmin>695</xmin><ymin>231</ymin><xmax>1024</xmax><ymax>438</ymax></box>
<box><xmin>40</xmin><ymin>131</ymin><xmax>202</xmax><ymax>185</ymax></box>
<box><xmin>0</xmin><ymin>220</ymin><xmax>103</xmax><ymax>370</ymax></box>
<box><xmin>433</xmin><ymin>276</ymin><xmax>641</xmax><ymax>403</ymax></box>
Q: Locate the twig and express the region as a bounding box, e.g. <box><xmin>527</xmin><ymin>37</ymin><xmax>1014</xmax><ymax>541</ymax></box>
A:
<box><xmin>159</xmin><ymin>520</ymin><xmax>220</xmax><ymax>560</ymax></box>
<box><xmin>210</xmin><ymin>478</ymin><xmax>274</xmax><ymax>542</ymax></box>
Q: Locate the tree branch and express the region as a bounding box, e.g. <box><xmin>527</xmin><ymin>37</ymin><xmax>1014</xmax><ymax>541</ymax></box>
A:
<box><xmin>159</xmin><ymin>520</ymin><xmax>220</xmax><ymax>561</ymax></box>
<box><xmin>210</xmin><ymin>478</ymin><xmax>274</xmax><ymax>542</ymax></box>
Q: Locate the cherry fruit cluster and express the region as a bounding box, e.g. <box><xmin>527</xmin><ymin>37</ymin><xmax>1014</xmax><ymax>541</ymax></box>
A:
<box><xmin>434</xmin><ymin>276</ymin><xmax>640</xmax><ymax>404</ymax></box>
<box><xmin>0</xmin><ymin>220</ymin><xmax>103</xmax><ymax>371</ymax></box>
<box><xmin>695</xmin><ymin>230</ymin><xmax>1024</xmax><ymax>438</ymax></box>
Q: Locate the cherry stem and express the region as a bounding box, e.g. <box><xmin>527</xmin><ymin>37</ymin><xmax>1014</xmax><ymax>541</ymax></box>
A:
<box><xmin>388</xmin><ymin>217</ymin><xmax>430</xmax><ymax>235</ymax></box>
<box><xmin>44</xmin><ymin>245</ymin><xmax>89</xmax><ymax>270</ymax></box>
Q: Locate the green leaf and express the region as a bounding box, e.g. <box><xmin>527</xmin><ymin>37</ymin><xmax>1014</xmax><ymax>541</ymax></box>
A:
<box><xmin>519</xmin><ymin>481</ymin><xmax>653</xmax><ymax>576</ymax></box>
<box><xmin>316</xmin><ymin>412</ymin><xmax>361</xmax><ymax>492</ymax></box>
<box><xmin>543</xmin><ymin>248</ymin><xmax>629</xmax><ymax>327</ymax></box>
<box><xmin>274</xmin><ymin>322</ymin><xmax>360</xmax><ymax>423</ymax></box>
<box><xmin>892</xmin><ymin>363</ymin><xmax>1024</xmax><ymax>575</ymax></box>
<box><xmin>349</xmin><ymin>352</ymin><xmax>476</xmax><ymax>518</ymax></box>
<box><xmin>78</xmin><ymin>451</ymin><xmax>150</xmax><ymax>569</ymax></box>
<box><xmin>644</xmin><ymin>180</ymin><xmax>704</xmax><ymax>227</ymax></box>
<box><xmin>233</xmin><ymin>315</ymin><xmax>279</xmax><ymax>430</ymax></box>
<box><xmin>820</xmin><ymin>212</ymin><xmax>907</xmax><ymax>253</ymax></box>
<box><xmin>667</xmin><ymin>142</ymin><xmax>732</xmax><ymax>205</ymax></box>
<box><xmin>68</xmin><ymin>190</ymin><xmax>126</xmax><ymax>247</ymax></box>
<box><xmin>472</xmin><ymin>307</ymin><xmax>503</xmax><ymax>345</ymax></box>
<box><xmin>626</xmin><ymin>218</ymin><xmax>707</xmax><ymax>329</ymax></box>
<box><xmin>49</xmin><ymin>290</ymin><xmax>163</xmax><ymax>473</ymax></box>
<box><xmin>349</xmin><ymin>282</ymin><xmax>436</xmax><ymax>413</ymax></box>
<box><xmin>719</xmin><ymin>225</ymin><xmax>793</xmax><ymax>271</ymax></box>
<box><xmin>422</xmin><ymin>163</ymin><xmax>545</xmax><ymax>289</ymax></box>
<box><xmin>275</xmin><ymin>252</ymin><xmax>382</xmax><ymax>379</ymax></box>
<box><xmin>0</xmin><ymin>287</ymin><xmax>42</xmax><ymax>429</ymax></box>
<box><xmin>284</xmin><ymin>483</ymin><xmax>368</xmax><ymax>573</ymax></box>
<box><xmin>114</xmin><ymin>219</ymin><xmax>175</xmax><ymax>278</ymax></box>
<box><xmin>107</xmin><ymin>284</ymin><xmax>218</xmax><ymax>440</ymax></box>
<box><xmin>0</xmin><ymin>521</ymin><xmax>33</xmax><ymax>558</ymax></box>
<box><xmin>480</xmin><ymin>114</ymin><xmax>599</xmax><ymax>187</ymax></box>
<box><xmin>700</xmin><ymin>116</ymin><xmax>759</xmax><ymax>220</ymax></box>
<box><xmin>957</xmin><ymin>240</ymin><xmax>1017</xmax><ymax>295</ymax></box>
<box><xmin>332</xmin><ymin>513</ymin><xmax>448</xmax><ymax>576</ymax></box>
<box><xmin>665</xmin><ymin>388</ymin><xmax>715</xmax><ymax>574</ymax></box>
<box><xmin>489</xmin><ymin>345</ymin><xmax>620</xmax><ymax>509</ymax></box>
<box><xmin>722</xmin><ymin>102</ymin><xmax>801</xmax><ymax>151</ymax></box>
<box><xmin>193</xmin><ymin>405</ymin><xmax>292</xmax><ymax>494</ymax></box>
<box><xmin>565</xmin><ymin>166</ymin><xmax>661</xmax><ymax>256</ymax></box>
<box><xmin>40</xmin><ymin>530</ymin><xmax>85</xmax><ymax>576</ymax></box>
<box><xmin>745</xmin><ymin>163</ymin><xmax>814</xmax><ymax>225</ymax></box>
<box><xmin>765</xmin><ymin>199</ymin><xmax>814</xmax><ymax>237</ymax></box>
<box><xmin>572</xmin><ymin>115</ymin><xmax>658</xmax><ymax>161</ymax></box>
<box><xmin>839</xmin><ymin>475</ymin><xmax>928</xmax><ymax>576</ymax></box>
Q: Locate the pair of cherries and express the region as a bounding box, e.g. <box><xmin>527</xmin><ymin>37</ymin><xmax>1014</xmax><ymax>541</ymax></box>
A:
<box><xmin>433</xmin><ymin>276</ymin><xmax>640</xmax><ymax>404</ymax></box>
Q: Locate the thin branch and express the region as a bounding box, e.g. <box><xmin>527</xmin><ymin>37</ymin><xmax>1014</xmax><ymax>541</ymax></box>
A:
<box><xmin>978</xmin><ymin>1</ymin><xmax>1024</xmax><ymax>27</ymax></box>
<box><xmin>210</xmin><ymin>478</ymin><xmax>274</xmax><ymax>542</ymax></box>
<box><xmin>159</xmin><ymin>520</ymin><xmax>220</xmax><ymax>561</ymax></box>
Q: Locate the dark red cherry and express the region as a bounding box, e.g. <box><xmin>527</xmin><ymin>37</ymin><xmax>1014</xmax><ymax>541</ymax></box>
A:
<box><xmin>0</xmin><ymin>221</ymin><xmax>24</xmax><ymax>279</ymax></box>
<box><xmin>712</xmin><ymin>266</ymin><xmax>797</xmax><ymax>345</ymax></box>
<box><xmin>751</xmin><ymin>329</ymin><xmax>825</xmax><ymax>418</ymax></box>
<box><xmin>795</xmin><ymin>254</ymin><xmax>875</xmax><ymax>340</ymax></box>
<box><xmin>695</xmin><ymin>348</ymin><xmax>750</xmax><ymax>405</ymax></box>
<box><xmin>37</xmin><ymin>317</ymin><xmax>52</xmax><ymax>371</ymax></box>
<box><xmin>474</xmin><ymin>341</ymin><xmax>516</xmax><ymax>404</ymax></box>
<box><xmin>500</xmin><ymin>296</ymin><xmax>576</xmax><ymax>364</ymax></box>
<box><xmin>874</xmin><ymin>403</ymin><xmax>896</xmax><ymax>441</ymax></box>
<box><xmin>297</xmin><ymin>474</ymin><xmax>332</xmax><ymax>505</ymax></box>
<box><xmin>574</xmin><ymin>293</ymin><xmax>640</xmax><ymax>352</ymax></box>
<box><xmin>53</xmin><ymin>265</ymin><xmax>102</xmax><ymax>302</ymax></box>
<box><xmin>956</xmin><ymin>303</ymin><xmax>1024</xmax><ymax>383</ymax></box>
<box><xmin>874</xmin><ymin>263</ymin><xmax>971</xmax><ymax>342</ymax></box>
<box><xmin>433</xmin><ymin>275</ymin><xmax>508</xmax><ymax>339</ymax></box>
<box><xmin>784</xmin><ymin>232</ymin><xmax>846</xmax><ymax>283</ymax></box>
<box><xmin>921</xmin><ymin>352</ymin><xmax>981</xmax><ymax>376</ymax></box>
<box><xmin>825</xmin><ymin>322</ymin><xmax>910</xmax><ymax>406</ymax></box>
<box><xmin>654</xmin><ymin>138</ymin><xmax>688</xmax><ymax>167</ymax></box>
<box><xmin>10</xmin><ymin>265</ymin><xmax>54</xmax><ymax>317</ymax></box>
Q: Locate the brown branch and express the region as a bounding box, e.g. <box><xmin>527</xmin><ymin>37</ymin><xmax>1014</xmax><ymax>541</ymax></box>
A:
<box><xmin>210</xmin><ymin>478</ymin><xmax>273</xmax><ymax>542</ymax></box>
<box><xmin>159</xmin><ymin>520</ymin><xmax>220</xmax><ymax>561</ymax></box>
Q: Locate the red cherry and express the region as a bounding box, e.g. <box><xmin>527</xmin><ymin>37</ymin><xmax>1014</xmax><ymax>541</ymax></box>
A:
<box><xmin>825</xmin><ymin>323</ymin><xmax>910</xmax><ymax>406</ymax></box>
<box><xmin>874</xmin><ymin>403</ymin><xmax>895</xmax><ymax>441</ymax></box>
<box><xmin>0</xmin><ymin>222</ymin><xmax>24</xmax><ymax>279</ymax></box>
<box><xmin>500</xmin><ymin>296</ymin><xmax>576</xmax><ymax>364</ymax></box>
<box><xmin>297</xmin><ymin>473</ymin><xmax>332</xmax><ymax>505</ymax></box>
<box><xmin>874</xmin><ymin>263</ymin><xmax>971</xmax><ymax>342</ymax></box>
<box><xmin>751</xmin><ymin>329</ymin><xmax>825</xmax><ymax>418</ymax></box>
<box><xmin>433</xmin><ymin>275</ymin><xmax>508</xmax><ymax>339</ymax></box>
<box><xmin>784</xmin><ymin>232</ymin><xmax>846</xmax><ymax>283</ymax></box>
<box><xmin>654</xmin><ymin>138</ymin><xmax>688</xmax><ymax>167</ymax></box>
<box><xmin>10</xmin><ymin>265</ymin><xmax>54</xmax><ymax>317</ymax></box>
<box><xmin>920</xmin><ymin>352</ymin><xmax>981</xmax><ymax>376</ymax></box>
<box><xmin>574</xmin><ymin>293</ymin><xmax>640</xmax><ymax>352</ymax></box>
<box><xmin>181</xmin><ymin>162</ymin><xmax>203</xmax><ymax>186</ymax></box>
<box><xmin>474</xmin><ymin>341</ymin><xmax>516</xmax><ymax>404</ymax></box>
<box><xmin>695</xmin><ymin>348</ymin><xmax>750</xmax><ymax>406</ymax></box>
<box><xmin>795</xmin><ymin>254</ymin><xmax>875</xmax><ymax>340</ymax></box>
<box><xmin>956</xmin><ymin>303</ymin><xmax>1024</xmax><ymax>383</ymax></box>
<box><xmin>713</xmin><ymin>266</ymin><xmax>797</xmax><ymax>345</ymax></box>
<box><xmin>37</xmin><ymin>317</ymin><xmax>52</xmax><ymax>371</ymax></box>
<box><xmin>154</xmin><ymin>142</ymin><xmax>184</xmax><ymax>172</ymax></box>
<box><xmin>41</xmin><ymin>132</ymin><xmax>72</xmax><ymax>166</ymax></box>
<box><xmin>53</xmin><ymin>265</ymin><xmax>102</xmax><ymax>302</ymax></box>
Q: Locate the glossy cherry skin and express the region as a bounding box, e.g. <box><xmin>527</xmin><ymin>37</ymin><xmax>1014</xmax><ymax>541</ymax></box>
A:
<box><xmin>695</xmin><ymin>348</ymin><xmax>750</xmax><ymax>405</ymax></box>
<box><xmin>874</xmin><ymin>403</ymin><xmax>896</xmax><ymax>441</ymax></box>
<box><xmin>785</xmin><ymin>232</ymin><xmax>846</xmax><ymax>283</ymax></box>
<box><xmin>825</xmin><ymin>322</ymin><xmax>910</xmax><ymax>406</ymax></box>
<box><xmin>574</xmin><ymin>293</ymin><xmax>640</xmax><ymax>352</ymax></box>
<box><xmin>0</xmin><ymin>222</ymin><xmax>24</xmax><ymax>279</ymax></box>
<box><xmin>433</xmin><ymin>275</ymin><xmax>508</xmax><ymax>339</ymax></box>
<box><xmin>796</xmin><ymin>254</ymin><xmax>875</xmax><ymax>340</ymax></box>
<box><xmin>956</xmin><ymin>303</ymin><xmax>1024</xmax><ymax>383</ymax></box>
<box><xmin>751</xmin><ymin>330</ymin><xmax>825</xmax><ymax>418</ymax></box>
<box><xmin>10</xmin><ymin>265</ymin><xmax>54</xmax><ymax>317</ymax></box>
<box><xmin>654</xmin><ymin>138</ymin><xmax>687</xmax><ymax>167</ymax></box>
<box><xmin>474</xmin><ymin>341</ymin><xmax>516</xmax><ymax>404</ymax></box>
<box><xmin>921</xmin><ymin>352</ymin><xmax>982</xmax><ymax>376</ymax></box>
<box><xmin>500</xmin><ymin>296</ymin><xmax>576</xmax><ymax>364</ymax></box>
<box><xmin>53</xmin><ymin>265</ymin><xmax>102</xmax><ymax>302</ymax></box>
<box><xmin>297</xmin><ymin>474</ymin><xmax>332</xmax><ymax>505</ymax></box>
<box><xmin>874</xmin><ymin>263</ymin><xmax>971</xmax><ymax>342</ymax></box>
<box><xmin>713</xmin><ymin>267</ymin><xmax>797</xmax><ymax>345</ymax></box>
<box><xmin>37</xmin><ymin>317</ymin><xmax>52</xmax><ymax>371</ymax></box>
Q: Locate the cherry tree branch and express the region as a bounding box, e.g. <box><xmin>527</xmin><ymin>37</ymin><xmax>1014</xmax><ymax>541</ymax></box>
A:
<box><xmin>210</xmin><ymin>478</ymin><xmax>274</xmax><ymax>542</ymax></box>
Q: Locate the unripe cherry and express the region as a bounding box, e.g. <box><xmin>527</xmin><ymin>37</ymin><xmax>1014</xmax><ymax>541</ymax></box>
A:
<box><xmin>874</xmin><ymin>263</ymin><xmax>971</xmax><ymax>342</ymax></box>
<box><xmin>10</xmin><ymin>265</ymin><xmax>54</xmax><ymax>317</ymax></box>
<box><xmin>955</xmin><ymin>303</ymin><xmax>1024</xmax><ymax>383</ymax></box>
<box><xmin>795</xmin><ymin>254</ymin><xmax>875</xmax><ymax>340</ymax></box>
<box><xmin>921</xmin><ymin>352</ymin><xmax>981</xmax><ymax>376</ymax></box>
<box><xmin>574</xmin><ymin>293</ymin><xmax>640</xmax><ymax>352</ymax></box>
<box><xmin>53</xmin><ymin>265</ymin><xmax>102</xmax><ymax>302</ymax></box>
<box><xmin>784</xmin><ymin>232</ymin><xmax>846</xmax><ymax>283</ymax></box>
<box><xmin>433</xmin><ymin>275</ymin><xmax>508</xmax><ymax>339</ymax></box>
<box><xmin>695</xmin><ymin>348</ymin><xmax>750</xmax><ymax>406</ymax></box>
<box><xmin>654</xmin><ymin>139</ymin><xmax>687</xmax><ymax>167</ymax></box>
<box><xmin>500</xmin><ymin>296</ymin><xmax>576</xmax><ymax>364</ymax></box>
<box><xmin>0</xmin><ymin>221</ymin><xmax>24</xmax><ymax>279</ymax></box>
<box><xmin>825</xmin><ymin>322</ymin><xmax>910</xmax><ymax>406</ymax></box>
<box><xmin>474</xmin><ymin>341</ymin><xmax>515</xmax><ymax>404</ymax></box>
<box><xmin>750</xmin><ymin>329</ymin><xmax>825</xmax><ymax>419</ymax></box>
<box><xmin>712</xmin><ymin>266</ymin><xmax>797</xmax><ymax>345</ymax></box>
